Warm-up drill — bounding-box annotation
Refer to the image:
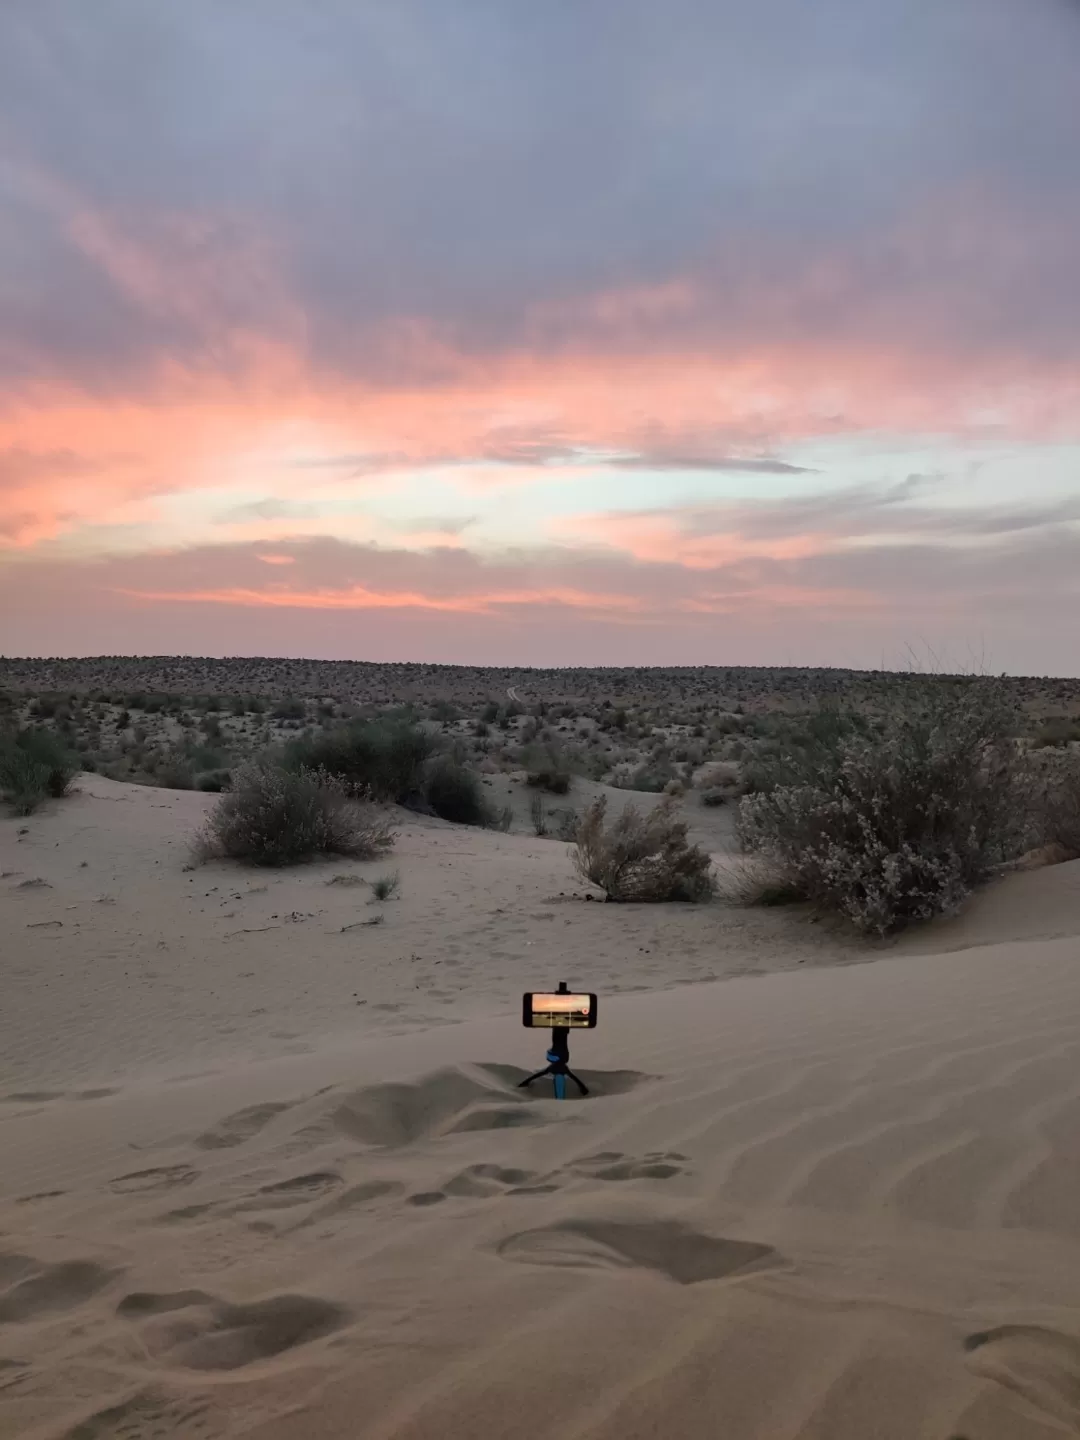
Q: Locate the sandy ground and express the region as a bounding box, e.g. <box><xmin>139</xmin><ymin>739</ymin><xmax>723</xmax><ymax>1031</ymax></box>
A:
<box><xmin>4</xmin><ymin>776</ymin><xmax>1080</xmax><ymax>1439</ymax></box>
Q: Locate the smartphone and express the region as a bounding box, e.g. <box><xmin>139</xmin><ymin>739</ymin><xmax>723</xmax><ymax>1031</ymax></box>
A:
<box><xmin>522</xmin><ymin>991</ymin><xmax>598</xmax><ymax>1029</ymax></box>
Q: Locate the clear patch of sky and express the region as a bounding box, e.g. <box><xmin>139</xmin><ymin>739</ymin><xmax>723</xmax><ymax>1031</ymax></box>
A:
<box><xmin>48</xmin><ymin>433</ymin><xmax>1078</xmax><ymax>560</ymax></box>
<box><xmin>794</xmin><ymin>434</ymin><xmax>1080</xmax><ymax>509</ymax></box>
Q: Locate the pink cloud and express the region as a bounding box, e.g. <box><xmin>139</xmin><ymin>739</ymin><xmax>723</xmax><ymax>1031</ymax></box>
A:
<box><xmin>113</xmin><ymin>582</ymin><xmax>647</xmax><ymax>617</ymax></box>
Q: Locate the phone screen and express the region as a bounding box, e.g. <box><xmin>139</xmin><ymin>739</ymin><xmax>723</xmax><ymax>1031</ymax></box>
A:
<box><xmin>522</xmin><ymin>992</ymin><xmax>597</xmax><ymax>1028</ymax></box>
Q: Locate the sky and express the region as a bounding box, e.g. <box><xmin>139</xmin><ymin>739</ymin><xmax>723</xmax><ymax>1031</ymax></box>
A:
<box><xmin>1</xmin><ymin>1</ymin><xmax>1079</xmax><ymax>674</ymax></box>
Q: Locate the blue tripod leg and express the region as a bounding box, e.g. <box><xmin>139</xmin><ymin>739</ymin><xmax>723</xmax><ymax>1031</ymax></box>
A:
<box><xmin>554</xmin><ymin>1074</ymin><xmax>566</xmax><ymax>1100</ymax></box>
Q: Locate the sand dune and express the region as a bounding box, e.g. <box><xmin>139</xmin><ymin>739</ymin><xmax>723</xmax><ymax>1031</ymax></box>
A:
<box><xmin>4</xmin><ymin>779</ymin><xmax>1080</xmax><ymax>1438</ymax></box>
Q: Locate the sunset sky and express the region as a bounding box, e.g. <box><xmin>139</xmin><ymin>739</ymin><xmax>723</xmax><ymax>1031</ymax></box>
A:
<box><xmin>2</xmin><ymin>2</ymin><xmax>1079</xmax><ymax>673</ymax></box>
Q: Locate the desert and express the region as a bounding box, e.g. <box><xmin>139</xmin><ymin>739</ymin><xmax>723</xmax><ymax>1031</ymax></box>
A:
<box><xmin>4</xmin><ymin>659</ymin><xmax>1080</xmax><ymax>1439</ymax></box>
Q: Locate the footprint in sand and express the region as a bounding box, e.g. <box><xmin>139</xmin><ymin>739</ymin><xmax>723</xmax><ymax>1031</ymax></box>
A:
<box><xmin>109</xmin><ymin>1165</ymin><xmax>198</xmax><ymax>1195</ymax></box>
<box><xmin>229</xmin><ymin>1172</ymin><xmax>343</xmax><ymax>1213</ymax></box>
<box><xmin>61</xmin><ymin>1388</ymin><xmax>213</xmax><ymax>1439</ymax></box>
<box><xmin>0</xmin><ymin>1252</ymin><xmax>119</xmax><ymax>1324</ymax></box>
<box><xmin>405</xmin><ymin>1149</ymin><xmax>689</xmax><ymax>1208</ymax></box>
<box><xmin>496</xmin><ymin>1219</ymin><xmax>784</xmax><ymax>1286</ymax></box>
<box><xmin>964</xmin><ymin>1324</ymin><xmax>1080</xmax><ymax>1429</ymax></box>
<box><xmin>193</xmin><ymin>1100</ymin><xmax>295</xmax><ymax>1150</ymax></box>
<box><xmin>408</xmin><ymin>1164</ymin><xmax>551</xmax><ymax>1206</ymax></box>
<box><xmin>568</xmin><ymin>1150</ymin><xmax>689</xmax><ymax>1182</ymax></box>
<box><xmin>116</xmin><ymin>1290</ymin><xmax>348</xmax><ymax>1371</ymax></box>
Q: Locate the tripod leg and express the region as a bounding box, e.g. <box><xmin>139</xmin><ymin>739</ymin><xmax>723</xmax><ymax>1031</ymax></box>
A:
<box><xmin>518</xmin><ymin>1067</ymin><xmax>553</xmax><ymax>1089</ymax></box>
<box><xmin>563</xmin><ymin>1067</ymin><xmax>589</xmax><ymax>1097</ymax></box>
<box><xmin>553</xmin><ymin>1073</ymin><xmax>566</xmax><ymax>1100</ymax></box>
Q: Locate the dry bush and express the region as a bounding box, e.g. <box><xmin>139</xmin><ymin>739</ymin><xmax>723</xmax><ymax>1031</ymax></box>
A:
<box><xmin>195</xmin><ymin>761</ymin><xmax>396</xmax><ymax>867</ymax></box>
<box><xmin>736</xmin><ymin>680</ymin><xmax>1030</xmax><ymax>935</ymax></box>
<box><xmin>695</xmin><ymin>760</ymin><xmax>741</xmax><ymax>793</ymax></box>
<box><xmin>529</xmin><ymin>790</ymin><xmax>547</xmax><ymax>835</ymax></box>
<box><xmin>713</xmin><ymin>854</ymin><xmax>805</xmax><ymax>908</ymax></box>
<box><xmin>572</xmin><ymin>793</ymin><xmax>715</xmax><ymax>902</ymax></box>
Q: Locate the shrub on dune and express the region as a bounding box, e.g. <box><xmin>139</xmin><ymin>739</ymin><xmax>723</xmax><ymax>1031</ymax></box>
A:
<box><xmin>736</xmin><ymin>680</ymin><xmax>1031</xmax><ymax>935</ymax></box>
<box><xmin>0</xmin><ymin>727</ymin><xmax>77</xmax><ymax>814</ymax></box>
<box><xmin>284</xmin><ymin>718</ymin><xmax>434</xmax><ymax>802</ymax></box>
<box><xmin>423</xmin><ymin>757</ymin><xmax>490</xmax><ymax>825</ymax></box>
<box><xmin>196</xmin><ymin>761</ymin><xmax>396</xmax><ymax>867</ymax></box>
<box><xmin>573</xmin><ymin>793</ymin><xmax>715</xmax><ymax>902</ymax></box>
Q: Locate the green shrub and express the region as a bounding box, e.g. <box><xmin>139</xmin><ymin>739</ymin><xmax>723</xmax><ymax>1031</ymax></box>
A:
<box><xmin>573</xmin><ymin>794</ymin><xmax>715</xmax><ymax>902</ymax></box>
<box><xmin>285</xmin><ymin>718</ymin><xmax>434</xmax><ymax>802</ymax></box>
<box><xmin>196</xmin><ymin>762</ymin><xmax>395</xmax><ymax>867</ymax></box>
<box><xmin>424</xmin><ymin>758</ymin><xmax>489</xmax><ymax>825</ymax></box>
<box><xmin>0</xmin><ymin>747</ymin><xmax>49</xmax><ymax>814</ymax></box>
<box><xmin>736</xmin><ymin>681</ymin><xmax>1029</xmax><ymax>935</ymax></box>
<box><xmin>0</xmin><ymin>727</ymin><xmax>77</xmax><ymax>814</ymax></box>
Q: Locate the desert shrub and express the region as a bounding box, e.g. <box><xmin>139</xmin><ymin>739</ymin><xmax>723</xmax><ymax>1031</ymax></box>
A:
<box><xmin>736</xmin><ymin>680</ymin><xmax>1029</xmax><ymax>935</ymax></box>
<box><xmin>522</xmin><ymin>741</ymin><xmax>571</xmax><ymax>794</ymax></box>
<box><xmin>370</xmin><ymin>871</ymin><xmax>400</xmax><ymax>901</ymax></box>
<box><xmin>423</xmin><ymin>757</ymin><xmax>489</xmax><ymax>825</ymax></box>
<box><xmin>196</xmin><ymin>761</ymin><xmax>395</xmax><ymax>867</ymax></box>
<box><xmin>740</xmin><ymin>709</ymin><xmax>870</xmax><ymax>796</ymax></box>
<box><xmin>529</xmin><ymin>791</ymin><xmax>547</xmax><ymax>835</ymax></box>
<box><xmin>0</xmin><ymin>745</ymin><xmax>49</xmax><ymax>814</ymax></box>
<box><xmin>272</xmin><ymin>698</ymin><xmax>306</xmax><ymax>721</ymax></box>
<box><xmin>155</xmin><ymin>751</ymin><xmax>197</xmax><ymax>789</ymax></box>
<box><xmin>16</xmin><ymin>727</ymin><xmax>77</xmax><ymax>797</ymax></box>
<box><xmin>1033</xmin><ymin>717</ymin><xmax>1080</xmax><ymax>749</ymax></box>
<box><xmin>555</xmin><ymin>807</ymin><xmax>580</xmax><ymax>842</ymax></box>
<box><xmin>572</xmin><ymin>794</ymin><xmax>715</xmax><ymax>902</ymax></box>
<box><xmin>285</xmin><ymin>718</ymin><xmax>434</xmax><ymax>802</ymax></box>
<box><xmin>0</xmin><ymin>727</ymin><xmax>77</xmax><ymax>812</ymax></box>
<box><xmin>1031</xmin><ymin>759</ymin><xmax>1080</xmax><ymax>857</ymax></box>
<box><xmin>700</xmin><ymin>788</ymin><xmax>727</xmax><ymax>807</ymax></box>
<box><xmin>714</xmin><ymin>855</ymin><xmax>805</xmax><ymax>908</ymax></box>
<box><xmin>493</xmin><ymin>803</ymin><xmax>514</xmax><ymax>832</ymax></box>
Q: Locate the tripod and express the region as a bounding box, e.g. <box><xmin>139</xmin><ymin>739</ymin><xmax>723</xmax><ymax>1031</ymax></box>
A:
<box><xmin>519</xmin><ymin>1023</ymin><xmax>589</xmax><ymax>1100</ymax></box>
